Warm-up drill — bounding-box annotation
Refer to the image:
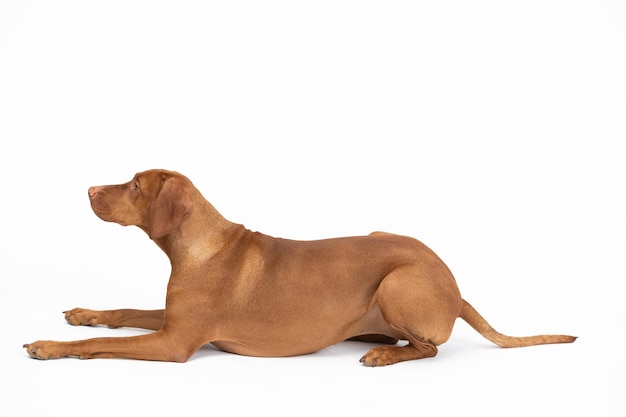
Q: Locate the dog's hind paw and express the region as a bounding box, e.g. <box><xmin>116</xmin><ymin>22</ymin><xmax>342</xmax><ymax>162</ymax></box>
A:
<box><xmin>360</xmin><ymin>343</ymin><xmax>438</xmax><ymax>366</ymax></box>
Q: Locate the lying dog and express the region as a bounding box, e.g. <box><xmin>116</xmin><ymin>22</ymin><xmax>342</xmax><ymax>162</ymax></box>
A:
<box><xmin>24</xmin><ymin>169</ymin><xmax>576</xmax><ymax>366</ymax></box>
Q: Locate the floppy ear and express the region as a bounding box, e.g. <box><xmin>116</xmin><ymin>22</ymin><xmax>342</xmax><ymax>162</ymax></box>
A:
<box><xmin>148</xmin><ymin>177</ymin><xmax>192</xmax><ymax>240</ymax></box>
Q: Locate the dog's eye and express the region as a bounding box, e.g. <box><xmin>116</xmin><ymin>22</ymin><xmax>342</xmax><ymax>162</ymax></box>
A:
<box><xmin>132</xmin><ymin>182</ymin><xmax>140</xmax><ymax>192</ymax></box>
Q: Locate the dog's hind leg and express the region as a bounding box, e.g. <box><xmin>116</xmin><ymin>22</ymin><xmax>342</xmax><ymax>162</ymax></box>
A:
<box><xmin>64</xmin><ymin>308</ymin><xmax>164</xmax><ymax>330</ymax></box>
<box><xmin>360</xmin><ymin>265</ymin><xmax>462</xmax><ymax>366</ymax></box>
<box><xmin>347</xmin><ymin>334</ymin><xmax>399</xmax><ymax>344</ymax></box>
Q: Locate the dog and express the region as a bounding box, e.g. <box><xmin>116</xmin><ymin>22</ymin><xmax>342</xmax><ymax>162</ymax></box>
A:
<box><xmin>24</xmin><ymin>169</ymin><xmax>576</xmax><ymax>366</ymax></box>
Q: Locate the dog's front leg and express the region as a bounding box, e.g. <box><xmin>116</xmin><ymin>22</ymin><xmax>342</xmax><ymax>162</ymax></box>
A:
<box><xmin>23</xmin><ymin>331</ymin><xmax>200</xmax><ymax>362</ymax></box>
<box><xmin>64</xmin><ymin>308</ymin><xmax>165</xmax><ymax>330</ymax></box>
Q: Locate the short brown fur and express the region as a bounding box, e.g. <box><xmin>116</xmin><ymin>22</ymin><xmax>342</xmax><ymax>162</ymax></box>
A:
<box><xmin>24</xmin><ymin>169</ymin><xmax>576</xmax><ymax>366</ymax></box>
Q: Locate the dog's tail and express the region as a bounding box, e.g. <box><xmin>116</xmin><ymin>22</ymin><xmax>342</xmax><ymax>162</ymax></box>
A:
<box><xmin>460</xmin><ymin>299</ymin><xmax>577</xmax><ymax>348</ymax></box>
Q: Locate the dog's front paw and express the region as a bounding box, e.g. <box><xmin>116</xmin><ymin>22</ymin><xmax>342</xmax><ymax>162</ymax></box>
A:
<box><xmin>64</xmin><ymin>308</ymin><xmax>109</xmax><ymax>327</ymax></box>
<box><xmin>23</xmin><ymin>341</ymin><xmax>62</xmax><ymax>360</ymax></box>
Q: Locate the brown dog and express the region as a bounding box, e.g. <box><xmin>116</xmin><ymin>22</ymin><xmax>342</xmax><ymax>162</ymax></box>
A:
<box><xmin>24</xmin><ymin>169</ymin><xmax>576</xmax><ymax>365</ymax></box>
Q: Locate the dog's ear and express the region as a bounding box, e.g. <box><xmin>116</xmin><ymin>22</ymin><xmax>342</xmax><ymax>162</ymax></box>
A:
<box><xmin>148</xmin><ymin>176</ymin><xmax>192</xmax><ymax>240</ymax></box>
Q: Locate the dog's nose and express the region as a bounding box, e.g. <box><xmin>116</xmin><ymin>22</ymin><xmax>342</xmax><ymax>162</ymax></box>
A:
<box><xmin>88</xmin><ymin>186</ymin><xmax>101</xmax><ymax>198</ymax></box>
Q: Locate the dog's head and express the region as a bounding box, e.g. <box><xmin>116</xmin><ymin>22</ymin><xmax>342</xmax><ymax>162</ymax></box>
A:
<box><xmin>88</xmin><ymin>169</ymin><xmax>192</xmax><ymax>240</ymax></box>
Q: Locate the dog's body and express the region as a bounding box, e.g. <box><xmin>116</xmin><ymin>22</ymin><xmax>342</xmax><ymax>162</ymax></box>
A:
<box><xmin>24</xmin><ymin>169</ymin><xmax>576</xmax><ymax>365</ymax></box>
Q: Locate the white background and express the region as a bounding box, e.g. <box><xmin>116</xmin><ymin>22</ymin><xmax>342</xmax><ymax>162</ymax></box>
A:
<box><xmin>1</xmin><ymin>1</ymin><xmax>625</xmax><ymax>416</ymax></box>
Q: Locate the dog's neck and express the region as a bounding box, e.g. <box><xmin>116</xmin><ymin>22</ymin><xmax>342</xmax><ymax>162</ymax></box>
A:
<box><xmin>151</xmin><ymin>199</ymin><xmax>246</xmax><ymax>266</ymax></box>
